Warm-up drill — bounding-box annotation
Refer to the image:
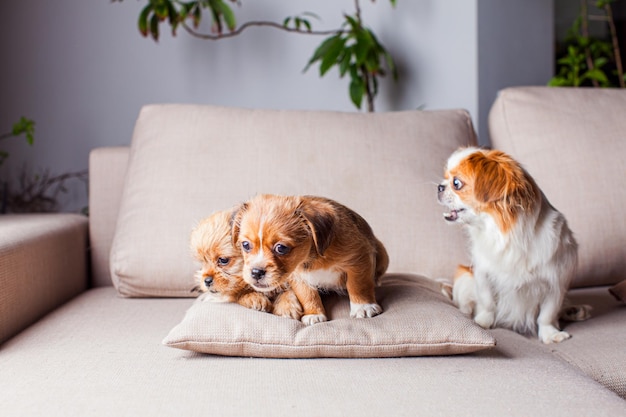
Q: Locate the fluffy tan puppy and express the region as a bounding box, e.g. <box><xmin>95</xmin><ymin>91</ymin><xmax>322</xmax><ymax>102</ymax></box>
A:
<box><xmin>191</xmin><ymin>209</ymin><xmax>302</xmax><ymax>319</ymax></box>
<box><xmin>232</xmin><ymin>194</ymin><xmax>389</xmax><ymax>326</ymax></box>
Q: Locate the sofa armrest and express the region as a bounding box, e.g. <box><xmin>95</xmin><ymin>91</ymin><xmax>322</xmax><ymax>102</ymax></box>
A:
<box><xmin>0</xmin><ymin>214</ymin><xmax>89</xmax><ymax>345</ymax></box>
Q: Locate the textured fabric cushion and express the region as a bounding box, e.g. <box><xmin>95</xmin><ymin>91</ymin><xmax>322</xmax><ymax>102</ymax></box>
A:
<box><xmin>551</xmin><ymin>286</ymin><xmax>626</xmax><ymax>399</ymax></box>
<box><xmin>163</xmin><ymin>274</ymin><xmax>496</xmax><ymax>358</ymax></box>
<box><xmin>4</xmin><ymin>287</ymin><xmax>625</xmax><ymax>416</ymax></box>
<box><xmin>110</xmin><ymin>104</ymin><xmax>476</xmax><ymax>297</ymax></box>
<box><xmin>0</xmin><ymin>214</ymin><xmax>88</xmax><ymax>345</ymax></box>
<box><xmin>89</xmin><ymin>147</ymin><xmax>129</xmax><ymax>287</ymax></box>
<box><xmin>489</xmin><ymin>87</ymin><xmax>626</xmax><ymax>288</ymax></box>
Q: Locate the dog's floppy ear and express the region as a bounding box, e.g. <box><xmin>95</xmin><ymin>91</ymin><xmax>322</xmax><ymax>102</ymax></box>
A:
<box><xmin>471</xmin><ymin>150</ymin><xmax>537</xmax><ymax>231</ymax></box>
<box><xmin>297</xmin><ymin>199</ymin><xmax>335</xmax><ymax>256</ymax></box>
<box><xmin>471</xmin><ymin>150</ymin><xmax>535</xmax><ymax>207</ymax></box>
<box><xmin>230</xmin><ymin>202</ymin><xmax>247</xmax><ymax>247</ymax></box>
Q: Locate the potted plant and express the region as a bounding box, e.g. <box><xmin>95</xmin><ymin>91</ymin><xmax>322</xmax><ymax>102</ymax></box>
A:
<box><xmin>113</xmin><ymin>0</ymin><xmax>398</xmax><ymax>112</ymax></box>
<box><xmin>550</xmin><ymin>0</ymin><xmax>624</xmax><ymax>88</ymax></box>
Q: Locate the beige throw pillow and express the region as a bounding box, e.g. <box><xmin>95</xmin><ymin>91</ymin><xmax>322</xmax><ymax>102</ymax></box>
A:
<box><xmin>163</xmin><ymin>274</ymin><xmax>496</xmax><ymax>358</ymax></box>
<box><xmin>489</xmin><ymin>87</ymin><xmax>626</xmax><ymax>288</ymax></box>
<box><xmin>110</xmin><ymin>105</ymin><xmax>477</xmax><ymax>297</ymax></box>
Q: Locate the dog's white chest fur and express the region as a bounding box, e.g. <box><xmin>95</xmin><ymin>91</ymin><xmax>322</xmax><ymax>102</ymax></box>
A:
<box><xmin>301</xmin><ymin>268</ymin><xmax>344</xmax><ymax>290</ymax></box>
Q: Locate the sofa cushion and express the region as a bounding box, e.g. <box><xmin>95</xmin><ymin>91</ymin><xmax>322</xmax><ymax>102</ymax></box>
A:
<box><xmin>110</xmin><ymin>104</ymin><xmax>476</xmax><ymax>297</ymax></box>
<box><xmin>489</xmin><ymin>86</ymin><xmax>626</xmax><ymax>287</ymax></box>
<box><xmin>163</xmin><ymin>274</ymin><xmax>496</xmax><ymax>358</ymax></box>
<box><xmin>551</xmin><ymin>286</ymin><xmax>626</xmax><ymax>399</ymax></box>
<box><xmin>3</xmin><ymin>287</ymin><xmax>626</xmax><ymax>416</ymax></box>
<box><xmin>0</xmin><ymin>214</ymin><xmax>88</xmax><ymax>344</ymax></box>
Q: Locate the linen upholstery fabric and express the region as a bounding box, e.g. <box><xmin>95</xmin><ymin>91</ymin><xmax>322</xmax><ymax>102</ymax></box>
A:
<box><xmin>89</xmin><ymin>147</ymin><xmax>129</xmax><ymax>287</ymax></box>
<box><xmin>163</xmin><ymin>274</ymin><xmax>496</xmax><ymax>358</ymax></box>
<box><xmin>489</xmin><ymin>86</ymin><xmax>626</xmax><ymax>287</ymax></box>
<box><xmin>3</xmin><ymin>287</ymin><xmax>626</xmax><ymax>417</ymax></box>
<box><xmin>551</xmin><ymin>286</ymin><xmax>626</xmax><ymax>398</ymax></box>
<box><xmin>111</xmin><ymin>105</ymin><xmax>476</xmax><ymax>297</ymax></box>
<box><xmin>0</xmin><ymin>214</ymin><xmax>88</xmax><ymax>344</ymax></box>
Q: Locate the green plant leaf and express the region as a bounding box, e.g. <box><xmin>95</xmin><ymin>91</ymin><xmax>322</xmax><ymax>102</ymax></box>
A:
<box><xmin>319</xmin><ymin>36</ymin><xmax>347</xmax><ymax>76</ymax></box>
<box><xmin>349</xmin><ymin>77</ymin><xmax>365</xmax><ymax>109</ymax></box>
<box><xmin>138</xmin><ymin>4</ymin><xmax>152</xmax><ymax>37</ymax></box>
<box><xmin>150</xmin><ymin>13</ymin><xmax>160</xmax><ymax>40</ymax></box>
<box><xmin>304</xmin><ymin>35</ymin><xmax>341</xmax><ymax>72</ymax></box>
<box><xmin>548</xmin><ymin>76</ymin><xmax>571</xmax><ymax>87</ymax></box>
<box><xmin>339</xmin><ymin>52</ymin><xmax>352</xmax><ymax>77</ymax></box>
<box><xmin>583</xmin><ymin>68</ymin><xmax>609</xmax><ymax>84</ymax></box>
<box><xmin>217</xmin><ymin>0</ymin><xmax>236</xmax><ymax>31</ymax></box>
<box><xmin>594</xmin><ymin>57</ymin><xmax>609</xmax><ymax>68</ymax></box>
<box><xmin>353</xmin><ymin>30</ymin><xmax>374</xmax><ymax>66</ymax></box>
<box><xmin>12</xmin><ymin>117</ymin><xmax>35</xmax><ymax>146</ymax></box>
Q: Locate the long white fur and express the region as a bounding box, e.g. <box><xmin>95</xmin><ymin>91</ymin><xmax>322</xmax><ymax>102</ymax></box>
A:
<box><xmin>440</xmin><ymin>147</ymin><xmax>578</xmax><ymax>344</ymax></box>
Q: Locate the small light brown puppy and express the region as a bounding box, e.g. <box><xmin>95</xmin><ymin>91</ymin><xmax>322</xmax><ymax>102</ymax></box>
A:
<box><xmin>232</xmin><ymin>194</ymin><xmax>389</xmax><ymax>325</ymax></box>
<box><xmin>191</xmin><ymin>209</ymin><xmax>302</xmax><ymax>319</ymax></box>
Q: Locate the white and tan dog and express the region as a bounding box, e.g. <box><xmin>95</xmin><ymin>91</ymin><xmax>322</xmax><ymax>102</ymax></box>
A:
<box><xmin>232</xmin><ymin>194</ymin><xmax>389</xmax><ymax>325</ymax></box>
<box><xmin>437</xmin><ymin>147</ymin><xmax>579</xmax><ymax>344</ymax></box>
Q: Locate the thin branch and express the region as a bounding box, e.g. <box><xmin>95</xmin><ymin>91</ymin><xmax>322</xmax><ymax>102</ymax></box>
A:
<box><xmin>181</xmin><ymin>20</ymin><xmax>344</xmax><ymax>40</ymax></box>
<box><xmin>581</xmin><ymin>0</ymin><xmax>599</xmax><ymax>87</ymax></box>
<box><xmin>604</xmin><ymin>2</ymin><xmax>625</xmax><ymax>87</ymax></box>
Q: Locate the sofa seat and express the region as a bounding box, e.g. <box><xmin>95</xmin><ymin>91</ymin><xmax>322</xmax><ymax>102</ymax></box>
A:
<box><xmin>0</xmin><ymin>214</ymin><xmax>88</xmax><ymax>344</ymax></box>
<box><xmin>1</xmin><ymin>286</ymin><xmax>625</xmax><ymax>417</ymax></box>
<box><xmin>550</xmin><ymin>287</ymin><xmax>626</xmax><ymax>398</ymax></box>
<box><xmin>3</xmin><ymin>88</ymin><xmax>626</xmax><ymax>416</ymax></box>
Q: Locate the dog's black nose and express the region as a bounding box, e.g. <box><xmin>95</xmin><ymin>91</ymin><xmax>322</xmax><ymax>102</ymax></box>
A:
<box><xmin>251</xmin><ymin>268</ymin><xmax>266</xmax><ymax>280</ymax></box>
<box><xmin>204</xmin><ymin>277</ymin><xmax>213</xmax><ymax>287</ymax></box>
<box><xmin>438</xmin><ymin>184</ymin><xmax>446</xmax><ymax>193</ymax></box>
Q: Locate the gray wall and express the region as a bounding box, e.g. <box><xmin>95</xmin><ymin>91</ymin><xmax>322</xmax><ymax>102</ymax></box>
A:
<box><xmin>0</xmin><ymin>0</ymin><xmax>553</xmax><ymax>212</ymax></box>
<box><xmin>477</xmin><ymin>0</ymin><xmax>555</xmax><ymax>142</ymax></box>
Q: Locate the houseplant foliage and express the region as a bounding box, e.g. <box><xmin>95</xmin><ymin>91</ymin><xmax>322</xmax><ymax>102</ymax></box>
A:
<box><xmin>550</xmin><ymin>0</ymin><xmax>624</xmax><ymax>87</ymax></box>
<box><xmin>113</xmin><ymin>0</ymin><xmax>398</xmax><ymax>111</ymax></box>
<box><xmin>1</xmin><ymin>117</ymin><xmax>35</xmax><ymax>213</ymax></box>
<box><xmin>0</xmin><ymin>117</ymin><xmax>35</xmax><ymax>168</ymax></box>
<box><xmin>1</xmin><ymin>118</ymin><xmax>87</xmax><ymax>214</ymax></box>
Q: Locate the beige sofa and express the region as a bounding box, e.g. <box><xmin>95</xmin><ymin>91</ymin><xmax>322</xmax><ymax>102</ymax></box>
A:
<box><xmin>1</xmin><ymin>87</ymin><xmax>625</xmax><ymax>416</ymax></box>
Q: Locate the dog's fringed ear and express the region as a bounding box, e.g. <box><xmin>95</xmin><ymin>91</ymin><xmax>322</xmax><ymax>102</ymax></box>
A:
<box><xmin>298</xmin><ymin>200</ymin><xmax>335</xmax><ymax>256</ymax></box>
<box><xmin>230</xmin><ymin>202</ymin><xmax>247</xmax><ymax>247</ymax></box>
<box><xmin>472</xmin><ymin>151</ymin><xmax>538</xmax><ymax>232</ymax></box>
<box><xmin>472</xmin><ymin>151</ymin><xmax>536</xmax><ymax>208</ymax></box>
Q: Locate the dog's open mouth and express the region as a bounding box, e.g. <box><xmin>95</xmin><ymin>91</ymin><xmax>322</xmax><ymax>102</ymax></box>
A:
<box><xmin>443</xmin><ymin>209</ymin><xmax>464</xmax><ymax>222</ymax></box>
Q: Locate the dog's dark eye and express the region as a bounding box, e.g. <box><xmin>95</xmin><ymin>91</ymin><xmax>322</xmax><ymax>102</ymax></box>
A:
<box><xmin>241</xmin><ymin>241</ymin><xmax>252</xmax><ymax>252</ymax></box>
<box><xmin>452</xmin><ymin>177</ymin><xmax>464</xmax><ymax>190</ymax></box>
<box><xmin>273</xmin><ymin>244</ymin><xmax>291</xmax><ymax>255</ymax></box>
<box><xmin>217</xmin><ymin>257</ymin><xmax>229</xmax><ymax>266</ymax></box>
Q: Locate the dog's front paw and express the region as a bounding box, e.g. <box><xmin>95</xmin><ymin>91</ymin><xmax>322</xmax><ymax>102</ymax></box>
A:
<box><xmin>350</xmin><ymin>303</ymin><xmax>382</xmax><ymax>318</ymax></box>
<box><xmin>238</xmin><ymin>292</ymin><xmax>272</xmax><ymax>312</ymax></box>
<box><xmin>272</xmin><ymin>291</ymin><xmax>303</xmax><ymax>320</ymax></box>
<box><xmin>301</xmin><ymin>314</ymin><xmax>327</xmax><ymax>325</ymax></box>
<box><xmin>539</xmin><ymin>326</ymin><xmax>571</xmax><ymax>344</ymax></box>
<box><xmin>474</xmin><ymin>311</ymin><xmax>495</xmax><ymax>329</ymax></box>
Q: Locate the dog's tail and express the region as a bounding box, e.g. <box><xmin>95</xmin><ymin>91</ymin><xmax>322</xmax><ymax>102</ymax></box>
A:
<box><xmin>374</xmin><ymin>238</ymin><xmax>389</xmax><ymax>285</ymax></box>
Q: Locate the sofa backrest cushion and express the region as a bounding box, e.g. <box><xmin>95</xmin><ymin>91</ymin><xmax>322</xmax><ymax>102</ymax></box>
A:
<box><xmin>110</xmin><ymin>105</ymin><xmax>476</xmax><ymax>297</ymax></box>
<box><xmin>489</xmin><ymin>86</ymin><xmax>626</xmax><ymax>288</ymax></box>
